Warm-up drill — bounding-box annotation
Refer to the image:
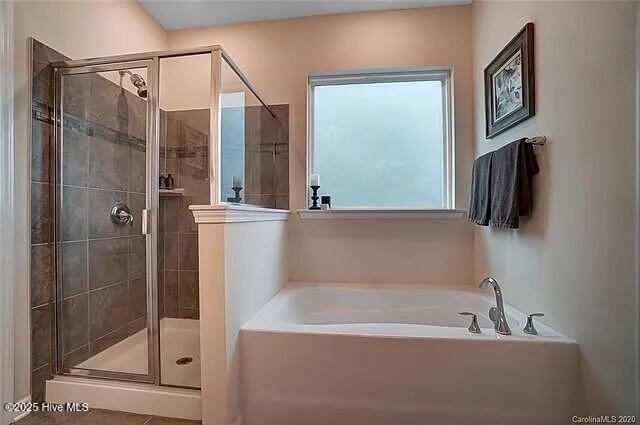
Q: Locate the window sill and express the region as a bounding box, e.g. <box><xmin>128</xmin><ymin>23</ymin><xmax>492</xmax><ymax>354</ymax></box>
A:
<box><xmin>297</xmin><ymin>208</ymin><xmax>466</xmax><ymax>220</ymax></box>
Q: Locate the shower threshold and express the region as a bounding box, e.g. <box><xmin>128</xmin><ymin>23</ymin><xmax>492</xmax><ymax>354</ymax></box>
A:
<box><xmin>76</xmin><ymin>317</ymin><xmax>200</xmax><ymax>388</ymax></box>
<box><xmin>46</xmin><ymin>374</ymin><xmax>201</xmax><ymax>420</ymax></box>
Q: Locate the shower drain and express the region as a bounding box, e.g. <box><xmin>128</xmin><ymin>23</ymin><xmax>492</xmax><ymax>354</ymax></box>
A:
<box><xmin>176</xmin><ymin>356</ymin><xmax>193</xmax><ymax>365</ymax></box>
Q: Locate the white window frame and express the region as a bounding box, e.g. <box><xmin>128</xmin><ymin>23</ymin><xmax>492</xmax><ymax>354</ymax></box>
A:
<box><xmin>306</xmin><ymin>66</ymin><xmax>455</xmax><ymax>211</ymax></box>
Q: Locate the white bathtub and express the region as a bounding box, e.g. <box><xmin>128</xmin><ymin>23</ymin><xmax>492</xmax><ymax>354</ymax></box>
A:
<box><xmin>241</xmin><ymin>282</ymin><xmax>578</xmax><ymax>425</ymax></box>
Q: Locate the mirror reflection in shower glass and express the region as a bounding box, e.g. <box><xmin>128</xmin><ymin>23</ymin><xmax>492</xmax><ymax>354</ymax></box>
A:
<box><xmin>59</xmin><ymin>66</ymin><xmax>150</xmax><ymax>377</ymax></box>
<box><xmin>157</xmin><ymin>53</ymin><xmax>209</xmax><ymax>388</ymax></box>
<box><xmin>220</xmin><ymin>57</ymin><xmax>289</xmax><ymax>208</ymax></box>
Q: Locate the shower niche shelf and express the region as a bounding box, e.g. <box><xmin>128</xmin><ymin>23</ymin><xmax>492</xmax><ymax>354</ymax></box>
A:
<box><xmin>159</xmin><ymin>188</ymin><xmax>185</xmax><ymax>196</ymax></box>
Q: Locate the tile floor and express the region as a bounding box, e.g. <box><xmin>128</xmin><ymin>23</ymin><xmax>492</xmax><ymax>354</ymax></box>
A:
<box><xmin>13</xmin><ymin>408</ymin><xmax>201</xmax><ymax>425</ymax></box>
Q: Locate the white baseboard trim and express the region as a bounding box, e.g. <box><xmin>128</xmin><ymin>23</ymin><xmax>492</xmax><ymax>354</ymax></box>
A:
<box><xmin>46</xmin><ymin>376</ymin><xmax>201</xmax><ymax>420</ymax></box>
<box><xmin>11</xmin><ymin>395</ymin><xmax>32</xmax><ymax>423</ymax></box>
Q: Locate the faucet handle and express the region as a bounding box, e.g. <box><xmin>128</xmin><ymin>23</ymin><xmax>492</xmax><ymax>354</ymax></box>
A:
<box><xmin>458</xmin><ymin>312</ymin><xmax>481</xmax><ymax>334</ymax></box>
<box><xmin>523</xmin><ymin>313</ymin><xmax>544</xmax><ymax>335</ymax></box>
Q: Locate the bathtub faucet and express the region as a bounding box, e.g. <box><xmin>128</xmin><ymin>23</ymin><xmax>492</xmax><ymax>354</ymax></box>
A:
<box><xmin>479</xmin><ymin>277</ymin><xmax>511</xmax><ymax>335</ymax></box>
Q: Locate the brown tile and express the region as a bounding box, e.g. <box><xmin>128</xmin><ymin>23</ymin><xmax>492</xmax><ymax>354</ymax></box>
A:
<box><xmin>89</xmin><ymin>325</ymin><xmax>128</xmax><ymax>356</ymax></box>
<box><xmin>31</xmin><ymin>119</ymin><xmax>52</xmax><ymax>183</ymax></box>
<box><xmin>164</xmin><ymin>271</ymin><xmax>178</xmax><ymax>318</ymax></box>
<box><xmin>31</xmin><ymin>182</ymin><xmax>53</xmax><ymax>244</ymax></box>
<box><xmin>275</xmin><ymin>148</ymin><xmax>289</xmax><ymax>198</ymax></box>
<box><xmin>179</xmin><ymin>271</ymin><xmax>198</xmax><ymax>310</ymax></box>
<box><xmin>128</xmin><ymin>236</ymin><xmax>146</xmax><ymax>279</ymax></box>
<box><xmin>275</xmin><ymin>193</ymin><xmax>289</xmax><ymax>210</ymax></box>
<box><xmin>88</xmin><ymin>74</ymin><xmax>120</xmax><ymax>132</ymax></box>
<box><xmin>244</xmin><ymin>105</ymin><xmax>262</xmax><ymax>147</ymax></box>
<box><xmin>64</xmin><ymin>344</ymin><xmax>90</xmax><ymax>369</ymax></box>
<box><xmin>62</xmin><ymin>185</ymin><xmax>88</xmax><ymax>242</ymax></box>
<box><xmin>31</xmin><ymin>39</ymin><xmax>67</xmax><ymax>110</ymax></box>
<box><xmin>32</xmin><ymin>60</ymin><xmax>53</xmax><ymax>108</ymax></box>
<box><xmin>128</xmin><ymin>143</ymin><xmax>146</xmax><ymax>194</ymax></box>
<box><xmin>31</xmin><ymin>363</ymin><xmax>51</xmax><ymax>403</ymax></box>
<box><xmin>163</xmin><ymin>158</ymin><xmax>181</xmax><ymax>188</ymax></box>
<box><xmin>127</xmin><ymin>192</ymin><xmax>146</xmax><ymax>236</ymax></box>
<box><xmin>128</xmin><ymin>94</ymin><xmax>147</xmax><ymax>142</ymax></box>
<box><xmin>63</xmin><ymin>127</ymin><xmax>89</xmax><ymax>187</ymax></box>
<box><xmin>158</xmin><ymin>272</ymin><xmax>165</xmax><ymax>318</ymax></box>
<box><xmin>161</xmin><ymin>197</ymin><xmax>180</xmax><ymax>233</ymax></box>
<box><xmin>63</xmin><ymin>72</ymin><xmax>91</xmax><ymax>121</ymax></box>
<box><xmin>31</xmin><ymin>243</ymin><xmax>54</xmax><ymax>307</ymax></box>
<box><xmin>88</xmin><ymin>189</ymin><xmax>128</xmax><ymax>239</ymax></box>
<box><xmin>89</xmin><ymin>281</ymin><xmax>129</xmax><ymax>341</ymax></box>
<box><xmin>177</xmin><ymin>308</ymin><xmax>199</xmax><ymax>320</ymax></box>
<box><xmin>128</xmin><ymin>316</ymin><xmax>147</xmax><ymax>335</ymax></box>
<box><xmin>179</xmin><ymin>233</ymin><xmax>198</xmax><ymax>271</ymax></box>
<box><xmin>178</xmin><ymin>198</ymin><xmax>197</xmax><ymax>233</ymax></box>
<box><xmin>89</xmin><ymin>136</ymin><xmax>129</xmax><ymax>191</ymax></box>
<box><xmin>31</xmin><ymin>304</ymin><xmax>52</xmax><ymax>369</ymax></box>
<box><xmin>163</xmin><ymin>233</ymin><xmax>179</xmax><ymax>270</ymax></box>
<box><xmin>158</xmin><ymin>234</ymin><xmax>165</xmax><ymax>271</ymax></box>
<box><xmin>88</xmin><ymin>238</ymin><xmax>128</xmax><ymax>290</ymax></box>
<box><xmin>62</xmin><ymin>294</ymin><xmax>89</xmax><ymax>354</ymax></box>
<box><xmin>129</xmin><ymin>276</ymin><xmax>147</xmax><ymax>321</ymax></box>
<box><xmin>62</xmin><ymin>241</ymin><xmax>88</xmax><ymax>298</ymax></box>
<box><xmin>76</xmin><ymin>409</ymin><xmax>150</xmax><ymax>425</ymax></box>
<box><xmin>116</xmin><ymin>90</ymin><xmax>131</xmax><ymax>137</ymax></box>
<box><xmin>163</xmin><ymin>113</ymin><xmax>180</xmax><ymax>148</ymax></box>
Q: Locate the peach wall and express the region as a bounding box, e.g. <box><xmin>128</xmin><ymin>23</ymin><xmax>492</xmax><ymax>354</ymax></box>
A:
<box><xmin>472</xmin><ymin>1</ymin><xmax>638</xmax><ymax>415</ymax></box>
<box><xmin>168</xmin><ymin>6</ymin><xmax>476</xmax><ymax>285</ymax></box>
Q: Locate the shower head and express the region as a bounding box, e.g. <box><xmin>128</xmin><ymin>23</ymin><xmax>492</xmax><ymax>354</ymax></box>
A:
<box><xmin>119</xmin><ymin>69</ymin><xmax>148</xmax><ymax>98</ymax></box>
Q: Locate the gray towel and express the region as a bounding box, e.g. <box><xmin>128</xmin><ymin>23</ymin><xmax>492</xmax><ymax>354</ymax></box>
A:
<box><xmin>489</xmin><ymin>139</ymin><xmax>539</xmax><ymax>228</ymax></box>
<box><xmin>468</xmin><ymin>151</ymin><xmax>493</xmax><ymax>226</ymax></box>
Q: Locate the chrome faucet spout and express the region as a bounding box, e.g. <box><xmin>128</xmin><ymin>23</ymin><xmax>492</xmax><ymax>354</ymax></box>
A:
<box><xmin>479</xmin><ymin>277</ymin><xmax>511</xmax><ymax>335</ymax></box>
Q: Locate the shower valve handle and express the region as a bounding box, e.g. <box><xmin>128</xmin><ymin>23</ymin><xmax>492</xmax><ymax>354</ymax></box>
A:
<box><xmin>110</xmin><ymin>202</ymin><xmax>134</xmax><ymax>226</ymax></box>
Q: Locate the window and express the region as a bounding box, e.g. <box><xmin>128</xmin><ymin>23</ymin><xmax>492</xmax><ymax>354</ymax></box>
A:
<box><xmin>308</xmin><ymin>67</ymin><xmax>453</xmax><ymax>209</ymax></box>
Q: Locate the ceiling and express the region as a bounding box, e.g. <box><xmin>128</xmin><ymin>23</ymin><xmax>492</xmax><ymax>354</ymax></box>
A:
<box><xmin>139</xmin><ymin>0</ymin><xmax>471</xmax><ymax>31</ymax></box>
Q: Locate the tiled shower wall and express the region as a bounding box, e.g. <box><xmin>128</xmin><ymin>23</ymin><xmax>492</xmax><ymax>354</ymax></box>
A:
<box><xmin>158</xmin><ymin>109</ymin><xmax>210</xmax><ymax>320</ymax></box>
<box><xmin>31</xmin><ymin>39</ymin><xmax>66</xmax><ymax>403</ymax></box>
<box><xmin>30</xmin><ymin>40</ymin><xmax>149</xmax><ymax>400</ymax></box>
<box><xmin>244</xmin><ymin>104</ymin><xmax>290</xmax><ymax>210</ymax></box>
<box><xmin>156</xmin><ymin>104</ymin><xmax>289</xmax><ymax>319</ymax></box>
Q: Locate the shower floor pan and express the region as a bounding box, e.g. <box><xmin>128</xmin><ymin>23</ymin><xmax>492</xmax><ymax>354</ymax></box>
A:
<box><xmin>77</xmin><ymin>317</ymin><xmax>201</xmax><ymax>388</ymax></box>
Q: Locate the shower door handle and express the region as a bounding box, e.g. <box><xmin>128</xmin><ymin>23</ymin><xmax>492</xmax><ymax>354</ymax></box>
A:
<box><xmin>141</xmin><ymin>208</ymin><xmax>150</xmax><ymax>235</ymax></box>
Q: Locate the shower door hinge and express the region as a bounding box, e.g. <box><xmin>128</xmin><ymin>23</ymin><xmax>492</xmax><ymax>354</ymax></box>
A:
<box><xmin>141</xmin><ymin>209</ymin><xmax>150</xmax><ymax>235</ymax></box>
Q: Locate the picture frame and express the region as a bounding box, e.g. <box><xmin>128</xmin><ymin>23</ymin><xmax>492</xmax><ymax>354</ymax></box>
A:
<box><xmin>484</xmin><ymin>22</ymin><xmax>535</xmax><ymax>138</ymax></box>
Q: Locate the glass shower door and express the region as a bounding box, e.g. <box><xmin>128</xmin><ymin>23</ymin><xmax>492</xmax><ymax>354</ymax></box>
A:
<box><xmin>55</xmin><ymin>60</ymin><xmax>158</xmax><ymax>382</ymax></box>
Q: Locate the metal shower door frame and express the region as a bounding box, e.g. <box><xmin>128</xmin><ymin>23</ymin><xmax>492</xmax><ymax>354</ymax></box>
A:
<box><xmin>53</xmin><ymin>58</ymin><xmax>160</xmax><ymax>385</ymax></box>
<box><xmin>51</xmin><ymin>44</ymin><xmax>275</xmax><ymax>387</ymax></box>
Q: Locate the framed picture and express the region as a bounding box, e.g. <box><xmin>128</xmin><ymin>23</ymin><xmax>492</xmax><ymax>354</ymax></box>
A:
<box><xmin>484</xmin><ymin>22</ymin><xmax>535</xmax><ymax>138</ymax></box>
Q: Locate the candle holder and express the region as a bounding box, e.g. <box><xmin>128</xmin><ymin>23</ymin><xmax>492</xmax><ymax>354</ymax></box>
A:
<box><xmin>227</xmin><ymin>186</ymin><xmax>243</xmax><ymax>203</ymax></box>
<box><xmin>309</xmin><ymin>185</ymin><xmax>321</xmax><ymax>210</ymax></box>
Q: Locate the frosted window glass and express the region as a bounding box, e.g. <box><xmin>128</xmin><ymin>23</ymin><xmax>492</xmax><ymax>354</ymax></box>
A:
<box><xmin>313</xmin><ymin>80</ymin><xmax>445</xmax><ymax>208</ymax></box>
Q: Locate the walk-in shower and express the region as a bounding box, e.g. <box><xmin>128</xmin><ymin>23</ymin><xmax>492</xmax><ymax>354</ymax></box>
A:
<box><xmin>29</xmin><ymin>39</ymin><xmax>289</xmax><ymax>409</ymax></box>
